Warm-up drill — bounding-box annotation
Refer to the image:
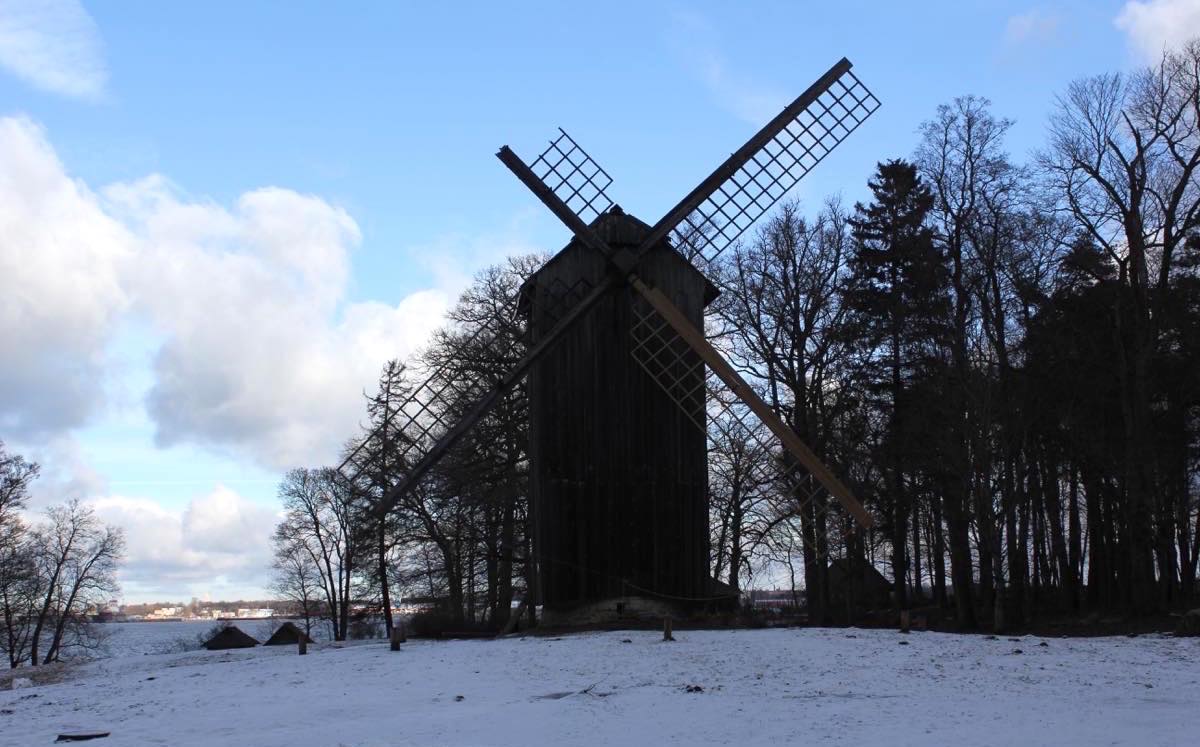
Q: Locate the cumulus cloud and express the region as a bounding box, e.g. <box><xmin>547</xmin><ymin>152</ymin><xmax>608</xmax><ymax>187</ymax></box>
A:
<box><xmin>108</xmin><ymin>175</ymin><xmax>401</xmax><ymax>469</ymax></box>
<box><xmin>0</xmin><ymin>114</ymin><xmax>528</xmax><ymax>598</ymax></box>
<box><xmin>0</xmin><ymin>114</ymin><xmax>459</xmax><ymax>470</ymax></box>
<box><xmin>0</xmin><ymin>0</ymin><xmax>107</xmax><ymax>99</ymax></box>
<box><xmin>1115</xmin><ymin>0</ymin><xmax>1200</xmax><ymax>60</ymax></box>
<box><xmin>0</xmin><ymin>116</ymin><xmax>131</xmax><ymax>437</ymax></box>
<box><xmin>89</xmin><ymin>487</ymin><xmax>278</xmax><ymax>600</ymax></box>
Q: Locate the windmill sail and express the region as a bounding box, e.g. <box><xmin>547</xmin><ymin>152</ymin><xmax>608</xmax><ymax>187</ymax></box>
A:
<box><xmin>358</xmin><ymin>58</ymin><xmax>879</xmax><ymax>528</ymax></box>
<box><xmin>337</xmin><ymin>274</ymin><xmax>525</xmax><ymax>491</ymax></box>
<box><xmin>667</xmin><ymin>62</ymin><xmax>879</xmax><ymax>266</ymax></box>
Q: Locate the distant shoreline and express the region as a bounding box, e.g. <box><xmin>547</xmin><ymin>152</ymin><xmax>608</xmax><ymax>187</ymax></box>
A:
<box><xmin>96</xmin><ymin>616</ymin><xmax>298</xmax><ymax>624</ymax></box>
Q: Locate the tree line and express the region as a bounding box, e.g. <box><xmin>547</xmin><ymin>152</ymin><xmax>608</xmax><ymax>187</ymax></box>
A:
<box><xmin>272</xmin><ymin>43</ymin><xmax>1199</xmax><ymax>635</ymax></box>
<box><xmin>1</xmin><ymin>442</ymin><xmax>125</xmax><ymax>668</ymax></box>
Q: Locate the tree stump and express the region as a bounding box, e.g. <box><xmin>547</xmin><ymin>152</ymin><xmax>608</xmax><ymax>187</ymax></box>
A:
<box><xmin>663</xmin><ymin>616</ymin><xmax>675</xmax><ymax>642</ymax></box>
<box><xmin>390</xmin><ymin>625</ymin><xmax>404</xmax><ymax>651</ymax></box>
<box><xmin>298</xmin><ymin>636</ymin><xmax>307</xmax><ymax>655</ymax></box>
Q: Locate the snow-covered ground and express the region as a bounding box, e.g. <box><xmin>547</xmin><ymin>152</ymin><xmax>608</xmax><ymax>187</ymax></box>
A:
<box><xmin>1</xmin><ymin>628</ymin><xmax>1196</xmax><ymax>746</ymax></box>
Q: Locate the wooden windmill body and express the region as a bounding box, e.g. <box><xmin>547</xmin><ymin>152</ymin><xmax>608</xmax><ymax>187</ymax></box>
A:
<box><xmin>521</xmin><ymin>208</ymin><xmax>717</xmax><ymax>616</ymax></box>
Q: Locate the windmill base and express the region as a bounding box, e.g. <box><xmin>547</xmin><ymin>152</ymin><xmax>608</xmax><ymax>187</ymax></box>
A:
<box><xmin>540</xmin><ymin>596</ymin><xmax>685</xmax><ymax>628</ymax></box>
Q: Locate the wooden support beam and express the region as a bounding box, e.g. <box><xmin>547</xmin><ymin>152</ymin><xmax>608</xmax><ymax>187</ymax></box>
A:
<box><xmin>630</xmin><ymin>277</ymin><xmax>873</xmax><ymax>529</ymax></box>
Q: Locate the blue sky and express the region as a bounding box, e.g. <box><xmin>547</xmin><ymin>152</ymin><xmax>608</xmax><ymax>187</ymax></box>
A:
<box><xmin>1</xmin><ymin>0</ymin><xmax>1193</xmax><ymax>601</ymax></box>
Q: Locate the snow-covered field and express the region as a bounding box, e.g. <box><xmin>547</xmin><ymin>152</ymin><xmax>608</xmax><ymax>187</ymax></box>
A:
<box><xmin>2</xmin><ymin>628</ymin><xmax>1196</xmax><ymax>746</ymax></box>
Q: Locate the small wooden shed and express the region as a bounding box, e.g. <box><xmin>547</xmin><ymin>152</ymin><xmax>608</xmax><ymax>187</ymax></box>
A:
<box><xmin>263</xmin><ymin>621</ymin><xmax>314</xmax><ymax>646</ymax></box>
<box><xmin>202</xmin><ymin>625</ymin><xmax>259</xmax><ymax>650</ymax></box>
<box><xmin>827</xmin><ymin>558</ymin><xmax>893</xmax><ymax>611</ymax></box>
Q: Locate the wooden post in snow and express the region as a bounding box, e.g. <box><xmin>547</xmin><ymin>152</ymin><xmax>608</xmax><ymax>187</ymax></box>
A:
<box><xmin>390</xmin><ymin>625</ymin><xmax>404</xmax><ymax>651</ymax></box>
<box><xmin>663</xmin><ymin>617</ymin><xmax>675</xmax><ymax>642</ymax></box>
<box><xmin>298</xmin><ymin>635</ymin><xmax>307</xmax><ymax>655</ymax></box>
<box><xmin>899</xmin><ymin>610</ymin><xmax>910</xmax><ymax>634</ymax></box>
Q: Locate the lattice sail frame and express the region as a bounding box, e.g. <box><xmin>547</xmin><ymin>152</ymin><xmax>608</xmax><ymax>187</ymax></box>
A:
<box><xmin>672</xmin><ymin>68</ymin><xmax>879</xmax><ymax>267</ymax></box>
<box><xmin>337</xmin><ymin>129</ymin><xmax>613</xmax><ymax>491</ymax></box>
<box><xmin>528</xmin><ymin>128</ymin><xmax>614</xmax><ymax>225</ymax></box>
<box><xmin>629</xmin><ymin>299</ymin><xmax>838</xmax><ymax>527</ymax></box>
<box><xmin>338</xmin><ymin>293</ymin><xmax>526</xmax><ymax>486</ymax></box>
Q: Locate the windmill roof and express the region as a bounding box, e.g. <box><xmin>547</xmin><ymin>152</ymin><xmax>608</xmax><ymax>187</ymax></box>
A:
<box><xmin>263</xmin><ymin>621</ymin><xmax>315</xmax><ymax>646</ymax></box>
<box><xmin>518</xmin><ymin>206</ymin><xmax>719</xmax><ymax>310</ymax></box>
<box><xmin>202</xmin><ymin>625</ymin><xmax>259</xmax><ymax>650</ymax></box>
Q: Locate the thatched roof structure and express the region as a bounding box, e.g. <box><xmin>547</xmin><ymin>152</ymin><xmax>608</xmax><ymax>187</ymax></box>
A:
<box><xmin>263</xmin><ymin>621</ymin><xmax>314</xmax><ymax>646</ymax></box>
<box><xmin>202</xmin><ymin>625</ymin><xmax>259</xmax><ymax>650</ymax></box>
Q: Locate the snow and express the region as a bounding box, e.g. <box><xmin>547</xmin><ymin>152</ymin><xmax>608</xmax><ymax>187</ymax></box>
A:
<box><xmin>1</xmin><ymin>628</ymin><xmax>1196</xmax><ymax>746</ymax></box>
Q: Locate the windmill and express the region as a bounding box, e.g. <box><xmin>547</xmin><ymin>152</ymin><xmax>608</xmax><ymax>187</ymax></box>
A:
<box><xmin>344</xmin><ymin>57</ymin><xmax>880</xmax><ymax>622</ymax></box>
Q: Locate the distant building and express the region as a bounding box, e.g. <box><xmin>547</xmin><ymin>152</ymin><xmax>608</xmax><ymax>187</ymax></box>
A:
<box><xmin>203</xmin><ymin>625</ymin><xmax>259</xmax><ymax>650</ymax></box>
<box><xmin>827</xmin><ymin>558</ymin><xmax>893</xmax><ymax>611</ymax></box>
<box><xmin>747</xmin><ymin>589</ymin><xmax>803</xmax><ymax>611</ymax></box>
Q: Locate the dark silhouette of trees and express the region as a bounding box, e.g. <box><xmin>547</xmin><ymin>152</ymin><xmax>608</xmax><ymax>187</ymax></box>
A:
<box><xmin>268</xmin><ymin>41</ymin><xmax>1200</xmax><ymax>631</ymax></box>
<box><xmin>842</xmin><ymin>159</ymin><xmax>949</xmax><ymax>620</ymax></box>
<box><xmin>1040</xmin><ymin>40</ymin><xmax>1200</xmax><ymax>615</ymax></box>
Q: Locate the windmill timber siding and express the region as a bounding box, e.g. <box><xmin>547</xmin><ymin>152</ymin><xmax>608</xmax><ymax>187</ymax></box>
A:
<box><xmin>519</xmin><ymin>207</ymin><xmax>718</xmax><ymax>616</ymax></box>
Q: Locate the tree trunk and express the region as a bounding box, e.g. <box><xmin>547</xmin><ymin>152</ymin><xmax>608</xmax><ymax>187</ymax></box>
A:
<box><xmin>378</xmin><ymin>521</ymin><xmax>393</xmax><ymax>637</ymax></box>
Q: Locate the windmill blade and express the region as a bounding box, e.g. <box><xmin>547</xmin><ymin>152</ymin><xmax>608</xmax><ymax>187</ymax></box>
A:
<box><xmin>632</xmin><ymin>307</ymin><xmax>842</xmax><ymax>528</ymax></box>
<box><xmin>628</xmin><ymin>276</ymin><xmax>873</xmax><ymax>528</ymax></box>
<box><xmin>643</xmin><ymin>58</ymin><xmax>879</xmax><ymax>267</ymax></box>
<box><xmin>363</xmin><ymin>275</ymin><xmax>617</xmax><ymax>518</ymax></box>
<box><xmin>336</xmin><ymin>290</ymin><xmax>524</xmax><ymax>488</ymax></box>
<box><xmin>502</xmin><ymin>59</ymin><xmax>878</xmax><ymax>273</ymax></box>
<box><xmin>527</xmin><ymin>128</ymin><xmax>615</xmax><ymax>225</ymax></box>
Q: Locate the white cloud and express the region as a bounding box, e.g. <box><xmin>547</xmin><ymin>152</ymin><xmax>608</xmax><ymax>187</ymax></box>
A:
<box><xmin>0</xmin><ymin>114</ymin><xmax>469</xmax><ymax>470</ymax></box>
<box><xmin>1115</xmin><ymin>0</ymin><xmax>1200</xmax><ymax>60</ymax></box>
<box><xmin>0</xmin><ymin>116</ymin><xmax>131</xmax><ymax>437</ymax></box>
<box><xmin>0</xmin><ymin>0</ymin><xmax>107</xmax><ymax>99</ymax></box>
<box><xmin>89</xmin><ymin>487</ymin><xmax>278</xmax><ymax>600</ymax></box>
<box><xmin>666</xmin><ymin>12</ymin><xmax>788</xmax><ymax>125</ymax></box>
<box><xmin>1004</xmin><ymin>8</ymin><xmax>1062</xmax><ymax>46</ymax></box>
<box><xmin>0</xmin><ymin>114</ymin><xmax>544</xmax><ymax>599</ymax></box>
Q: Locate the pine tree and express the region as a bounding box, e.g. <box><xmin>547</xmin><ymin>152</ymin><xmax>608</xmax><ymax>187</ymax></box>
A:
<box><xmin>842</xmin><ymin>159</ymin><xmax>949</xmax><ymax>617</ymax></box>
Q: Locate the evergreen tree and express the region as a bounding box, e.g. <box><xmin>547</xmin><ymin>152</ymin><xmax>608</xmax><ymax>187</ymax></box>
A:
<box><xmin>842</xmin><ymin>159</ymin><xmax>949</xmax><ymax>616</ymax></box>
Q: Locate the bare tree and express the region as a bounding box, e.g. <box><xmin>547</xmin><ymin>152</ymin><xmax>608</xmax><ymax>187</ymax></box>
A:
<box><xmin>275</xmin><ymin>468</ymin><xmax>357</xmax><ymax>641</ymax></box>
<box><xmin>712</xmin><ymin>199</ymin><xmax>861</xmax><ymax>622</ymax></box>
<box><xmin>707</xmin><ymin>406</ymin><xmax>775</xmax><ymax>595</ymax></box>
<box><xmin>271</xmin><ymin>527</ymin><xmax>322</xmax><ymax>636</ymax></box>
<box><xmin>1040</xmin><ymin>40</ymin><xmax>1200</xmax><ymax>613</ymax></box>
<box><xmin>0</xmin><ymin>442</ymin><xmax>38</xmax><ymax>527</ymax></box>
<box><xmin>27</xmin><ymin>500</ymin><xmax>124</xmax><ymax>666</ymax></box>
